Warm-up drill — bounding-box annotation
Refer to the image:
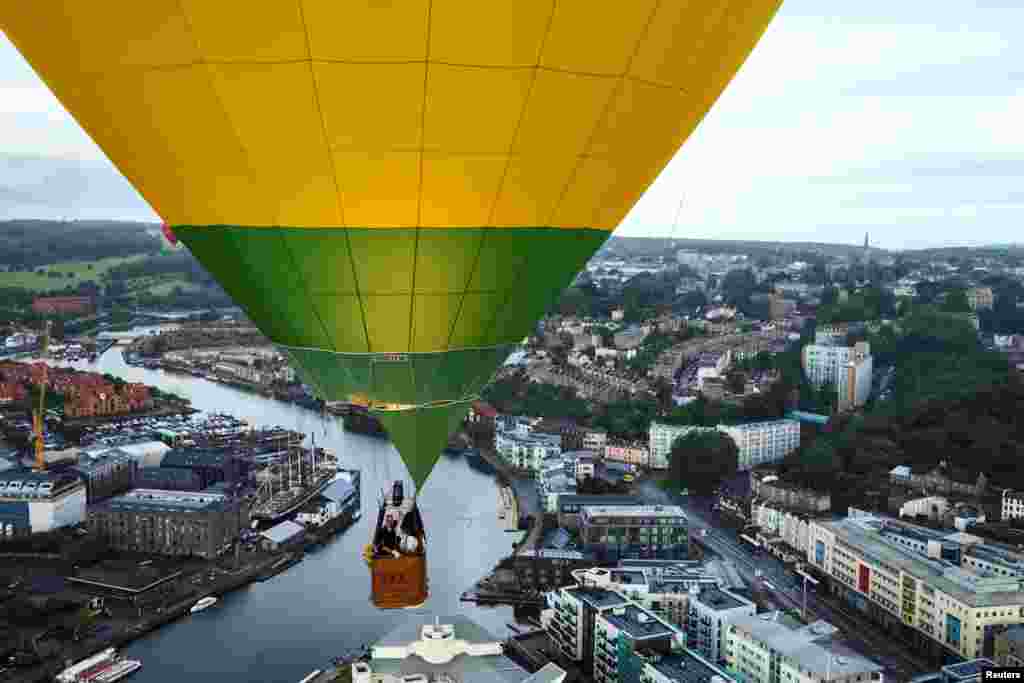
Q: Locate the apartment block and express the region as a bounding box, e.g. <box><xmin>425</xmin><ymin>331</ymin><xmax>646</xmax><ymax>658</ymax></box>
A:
<box><xmin>594</xmin><ymin>602</ymin><xmax>680</xmax><ymax>683</ymax></box>
<box><xmin>725</xmin><ymin>612</ymin><xmax>884</xmax><ymax>683</ymax></box>
<box><xmin>580</xmin><ymin>505</ymin><xmax>688</xmax><ymax>562</ymax></box>
<box><xmin>685</xmin><ymin>586</ymin><xmax>756</xmax><ymax>665</ymax></box>
<box><xmin>649</xmin><ymin>423</ymin><xmax>717</xmax><ymax>470</ymax></box>
<box><xmin>806</xmin><ymin>514</ymin><xmax>1024</xmax><ymax>661</ymax></box>
<box><xmin>719</xmin><ymin>420</ymin><xmax>801</xmax><ymax>470</ymax></box>
<box><xmin>802</xmin><ymin>341</ymin><xmax>873</xmax><ymax>412</ymax></box>
<box><xmin>1002</xmin><ymin>490</ymin><xmax>1024</xmax><ymax>522</ymax></box>
<box><xmin>495</xmin><ymin>431</ymin><xmax>562</xmax><ymax>471</ymax></box>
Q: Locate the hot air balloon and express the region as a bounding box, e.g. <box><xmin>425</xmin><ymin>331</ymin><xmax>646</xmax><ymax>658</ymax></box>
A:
<box><xmin>3</xmin><ymin>0</ymin><xmax>782</xmax><ymax>608</ymax></box>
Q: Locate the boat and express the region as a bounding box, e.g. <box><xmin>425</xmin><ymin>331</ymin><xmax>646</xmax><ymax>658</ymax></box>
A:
<box><xmin>190</xmin><ymin>596</ymin><xmax>218</xmax><ymax>613</ymax></box>
<box><xmin>364</xmin><ymin>481</ymin><xmax>428</xmax><ymax>609</ymax></box>
<box><xmin>56</xmin><ymin>648</ymin><xmax>143</xmax><ymax>683</ymax></box>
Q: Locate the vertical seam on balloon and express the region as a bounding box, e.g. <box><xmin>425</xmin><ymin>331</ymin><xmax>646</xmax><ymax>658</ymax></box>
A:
<box><xmin>173</xmin><ymin>0</ymin><xmax>270</xmax><ymax>225</ymax></box>
<box><xmin>297</xmin><ymin>0</ymin><xmax>373</xmax><ymax>354</ymax></box>
<box><xmin>408</xmin><ymin>0</ymin><xmax>433</xmax><ymax>394</ymax></box>
<box><xmin>546</xmin><ymin>0</ymin><xmax>663</xmax><ymax>230</ymax></box>
<box><xmin>172</xmin><ymin>3</ymin><xmax>333</xmax><ymax>351</ymax></box>
<box><xmin>450</xmin><ymin>0</ymin><xmax>560</xmax><ymax>352</ymax></box>
<box><xmin>276</xmin><ymin>228</ymin><xmax>337</xmax><ymax>355</ymax></box>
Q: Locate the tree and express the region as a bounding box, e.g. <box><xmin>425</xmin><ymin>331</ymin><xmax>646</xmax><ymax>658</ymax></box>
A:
<box><xmin>942</xmin><ymin>289</ymin><xmax>971</xmax><ymax>313</ymax></box>
<box><xmin>726</xmin><ymin>371</ymin><xmax>746</xmax><ymax>395</ymax></box>
<box><xmin>721</xmin><ymin>269</ymin><xmax>757</xmax><ymax>307</ymax></box>
<box><xmin>668</xmin><ymin>429</ymin><xmax>739</xmax><ymax>494</ymax></box>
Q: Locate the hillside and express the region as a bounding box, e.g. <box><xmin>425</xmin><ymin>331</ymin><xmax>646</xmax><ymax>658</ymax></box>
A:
<box><xmin>0</xmin><ymin>220</ymin><xmax>161</xmax><ymax>270</ymax></box>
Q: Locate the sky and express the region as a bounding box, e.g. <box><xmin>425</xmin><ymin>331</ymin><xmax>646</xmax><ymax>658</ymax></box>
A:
<box><xmin>1</xmin><ymin>1</ymin><xmax>1022</xmax><ymax>250</ymax></box>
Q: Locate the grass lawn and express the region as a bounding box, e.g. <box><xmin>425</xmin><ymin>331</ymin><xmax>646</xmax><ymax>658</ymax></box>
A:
<box><xmin>0</xmin><ymin>254</ymin><xmax>149</xmax><ymax>291</ymax></box>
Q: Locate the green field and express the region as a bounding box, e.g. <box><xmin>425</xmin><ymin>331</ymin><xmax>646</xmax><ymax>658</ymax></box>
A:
<box><xmin>0</xmin><ymin>255</ymin><xmax>148</xmax><ymax>291</ymax></box>
<box><xmin>145</xmin><ymin>278</ymin><xmax>205</xmax><ymax>296</ymax></box>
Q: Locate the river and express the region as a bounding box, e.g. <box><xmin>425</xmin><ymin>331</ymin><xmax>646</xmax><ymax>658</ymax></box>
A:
<box><xmin>38</xmin><ymin>344</ymin><xmax>516</xmax><ymax>682</ymax></box>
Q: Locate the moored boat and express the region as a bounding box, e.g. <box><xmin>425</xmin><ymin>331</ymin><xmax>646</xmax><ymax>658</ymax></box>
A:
<box><xmin>190</xmin><ymin>596</ymin><xmax>218</xmax><ymax>613</ymax></box>
<box><xmin>56</xmin><ymin>648</ymin><xmax>143</xmax><ymax>683</ymax></box>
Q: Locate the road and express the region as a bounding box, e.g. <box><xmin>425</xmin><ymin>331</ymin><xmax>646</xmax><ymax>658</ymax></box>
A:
<box><xmin>637</xmin><ymin>480</ymin><xmax>932</xmax><ymax>681</ymax></box>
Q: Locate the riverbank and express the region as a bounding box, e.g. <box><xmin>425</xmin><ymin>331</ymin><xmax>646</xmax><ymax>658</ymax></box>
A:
<box><xmin>6</xmin><ymin>347</ymin><xmax>520</xmax><ymax>681</ymax></box>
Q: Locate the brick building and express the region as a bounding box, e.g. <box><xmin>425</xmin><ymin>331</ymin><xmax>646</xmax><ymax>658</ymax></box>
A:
<box><xmin>32</xmin><ymin>296</ymin><xmax>95</xmax><ymax>315</ymax></box>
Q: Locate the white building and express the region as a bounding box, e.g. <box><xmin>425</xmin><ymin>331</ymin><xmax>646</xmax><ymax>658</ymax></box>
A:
<box><xmin>684</xmin><ymin>585</ymin><xmax>756</xmax><ymax>665</ymax></box>
<box><xmin>726</xmin><ymin>612</ymin><xmax>885</xmax><ymax>683</ymax></box>
<box><xmin>719</xmin><ymin>419</ymin><xmax>801</xmax><ymax>470</ymax></box>
<box><xmin>752</xmin><ymin>501</ymin><xmax>813</xmax><ymax>558</ymax></box>
<box><xmin>806</xmin><ymin>514</ymin><xmax>1024</xmax><ymax>660</ymax></box>
<box><xmin>899</xmin><ymin>496</ymin><xmax>950</xmax><ymax>521</ymax></box>
<box><xmin>802</xmin><ymin>341</ymin><xmax>873</xmax><ymax>412</ymax></box>
<box><xmin>495</xmin><ymin>431</ymin><xmax>562</xmax><ymax>471</ymax></box>
<box><xmin>651</xmin><ymin>419</ymin><xmax>800</xmax><ymax>472</ymax></box>
<box><xmin>352</xmin><ymin>615</ymin><xmax>565</xmax><ymax>682</ymax></box>
<box><xmin>649</xmin><ymin>423</ymin><xmax>717</xmax><ymax>470</ymax></box>
<box><xmin>582</xmin><ymin>428</ymin><xmax>608</xmax><ymax>452</ymax></box>
<box><xmin>295</xmin><ymin>472</ymin><xmax>359</xmax><ymax>527</ymax></box>
<box><xmin>1003</xmin><ymin>490</ymin><xmax>1024</xmax><ymax>522</ymax></box>
<box><xmin>0</xmin><ymin>472</ymin><xmax>87</xmax><ymax>535</ymax></box>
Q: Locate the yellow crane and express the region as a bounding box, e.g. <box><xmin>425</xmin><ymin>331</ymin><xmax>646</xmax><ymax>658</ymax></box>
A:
<box><xmin>32</xmin><ymin>320</ymin><xmax>51</xmax><ymax>472</ymax></box>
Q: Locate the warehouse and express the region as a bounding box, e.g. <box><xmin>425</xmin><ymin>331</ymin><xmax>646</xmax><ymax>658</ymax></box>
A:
<box><xmin>71</xmin><ymin>447</ymin><xmax>136</xmax><ymax>503</ymax></box>
<box><xmin>88</xmin><ymin>489</ymin><xmax>249</xmax><ymax>558</ymax></box>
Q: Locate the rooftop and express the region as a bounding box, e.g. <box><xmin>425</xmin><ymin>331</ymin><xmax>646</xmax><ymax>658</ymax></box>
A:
<box><xmin>94</xmin><ymin>488</ymin><xmax>235</xmax><ymax>513</ymax></box>
<box><xmin>823</xmin><ymin>515</ymin><xmax>1024</xmax><ymax>606</ymax></box>
<box><xmin>600</xmin><ymin>603</ymin><xmax>675</xmax><ymax>640</ymax></box>
<box><xmin>370</xmin><ymin>615</ymin><xmax>532</xmax><ymax>683</ymax></box>
<box><xmin>564</xmin><ymin>585</ymin><xmax>630</xmax><ymax>610</ymax></box>
<box><xmin>558</xmin><ymin>495</ymin><xmax>642</xmax><ymax>508</ymax></box>
<box><xmin>729</xmin><ymin>613</ymin><xmax>883</xmax><ymax>677</ymax></box>
<box><xmin>692</xmin><ymin>586</ymin><xmax>749</xmax><ymax>612</ymax></box>
<box><xmin>942</xmin><ymin>658</ymin><xmax>995</xmax><ymax>680</ymax></box>
<box><xmin>582</xmin><ymin>505</ymin><xmax>687</xmax><ymax>520</ymax></box>
<box><xmin>645</xmin><ymin>650</ymin><xmax>730</xmax><ymax>683</ymax></box>
<box><xmin>0</xmin><ymin>470</ymin><xmax>83</xmax><ymax>497</ymax></box>
<box><xmin>159</xmin><ymin>448</ymin><xmax>234</xmax><ymax>468</ymax></box>
<box><xmin>723</xmin><ymin>418</ymin><xmax>800</xmax><ymax>431</ymax></box>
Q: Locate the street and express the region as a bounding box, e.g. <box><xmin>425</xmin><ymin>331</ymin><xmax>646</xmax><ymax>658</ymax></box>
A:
<box><xmin>637</xmin><ymin>480</ymin><xmax>932</xmax><ymax>681</ymax></box>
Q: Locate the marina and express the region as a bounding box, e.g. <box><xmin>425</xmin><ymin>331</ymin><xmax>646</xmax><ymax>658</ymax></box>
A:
<box><xmin>18</xmin><ymin>347</ymin><xmax>518</xmax><ymax>682</ymax></box>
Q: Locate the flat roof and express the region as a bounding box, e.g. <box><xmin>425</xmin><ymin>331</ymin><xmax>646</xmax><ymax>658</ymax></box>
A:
<box><xmin>600</xmin><ymin>604</ymin><xmax>674</xmax><ymax>640</ymax></box>
<box><xmin>823</xmin><ymin>516</ymin><xmax>1024</xmax><ymax>606</ymax></box>
<box><xmin>729</xmin><ymin>613</ymin><xmax>883</xmax><ymax>676</ymax></box>
<box><xmin>943</xmin><ymin>659</ymin><xmax>994</xmax><ymax>679</ymax></box>
<box><xmin>608</xmin><ymin>569</ymin><xmax>646</xmax><ymax>586</ymax></box>
<box><xmin>647</xmin><ymin>651</ymin><xmax>729</xmax><ymax>683</ymax></box>
<box><xmin>693</xmin><ymin>586</ymin><xmax>749</xmax><ymax>611</ymax></box>
<box><xmin>94</xmin><ymin>488</ymin><xmax>233</xmax><ymax>513</ymax></box>
<box><xmin>558</xmin><ymin>495</ymin><xmax>642</xmax><ymax>507</ymax></box>
<box><xmin>582</xmin><ymin>505</ymin><xmax>686</xmax><ymax>519</ymax></box>
<box><xmin>371</xmin><ymin>615</ymin><xmax>528</xmax><ymax>683</ymax></box>
<box><xmin>564</xmin><ymin>585</ymin><xmax>630</xmax><ymax>610</ymax></box>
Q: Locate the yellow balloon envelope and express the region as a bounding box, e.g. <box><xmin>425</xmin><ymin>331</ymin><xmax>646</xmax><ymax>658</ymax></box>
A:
<box><xmin>2</xmin><ymin>0</ymin><xmax>782</xmax><ymax>490</ymax></box>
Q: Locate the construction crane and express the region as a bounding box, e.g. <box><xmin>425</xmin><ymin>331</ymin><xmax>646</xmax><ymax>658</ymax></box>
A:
<box><xmin>32</xmin><ymin>320</ymin><xmax>51</xmax><ymax>472</ymax></box>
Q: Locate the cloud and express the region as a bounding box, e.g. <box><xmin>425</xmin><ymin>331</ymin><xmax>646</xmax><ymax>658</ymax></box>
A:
<box><xmin>0</xmin><ymin>154</ymin><xmax>153</xmax><ymax>221</ymax></box>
